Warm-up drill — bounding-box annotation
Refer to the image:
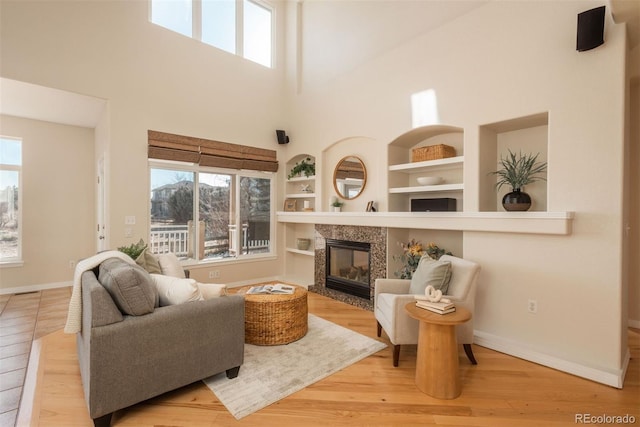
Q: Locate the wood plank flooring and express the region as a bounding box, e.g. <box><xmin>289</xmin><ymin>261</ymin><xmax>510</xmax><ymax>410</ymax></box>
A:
<box><xmin>5</xmin><ymin>288</ymin><xmax>640</xmax><ymax>426</ymax></box>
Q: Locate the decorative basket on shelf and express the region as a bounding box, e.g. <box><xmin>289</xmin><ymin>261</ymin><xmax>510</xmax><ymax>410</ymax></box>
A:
<box><xmin>411</xmin><ymin>144</ymin><xmax>456</xmax><ymax>162</ymax></box>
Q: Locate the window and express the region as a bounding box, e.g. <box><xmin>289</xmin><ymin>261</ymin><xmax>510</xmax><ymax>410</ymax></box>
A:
<box><xmin>151</xmin><ymin>0</ymin><xmax>273</xmax><ymax>68</ymax></box>
<box><xmin>149</xmin><ymin>163</ymin><xmax>273</xmax><ymax>263</ymax></box>
<box><xmin>0</xmin><ymin>137</ymin><xmax>22</xmax><ymax>263</ymax></box>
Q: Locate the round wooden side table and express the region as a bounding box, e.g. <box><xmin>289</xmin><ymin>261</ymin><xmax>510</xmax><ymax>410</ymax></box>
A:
<box><xmin>236</xmin><ymin>285</ymin><xmax>308</xmax><ymax>346</ymax></box>
<box><xmin>405</xmin><ymin>302</ymin><xmax>471</xmax><ymax>399</ymax></box>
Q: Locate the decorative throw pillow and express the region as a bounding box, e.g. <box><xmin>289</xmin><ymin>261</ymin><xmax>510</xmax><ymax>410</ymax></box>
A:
<box><xmin>197</xmin><ymin>283</ymin><xmax>227</xmax><ymax>299</ymax></box>
<box><xmin>150</xmin><ymin>274</ymin><xmax>204</xmax><ymax>306</ymax></box>
<box><xmin>98</xmin><ymin>258</ymin><xmax>158</xmax><ymax>316</ymax></box>
<box><xmin>408</xmin><ymin>256</ymin><xmax>452</xmax><ymax>296</ymax></box>
<box><xmin>135</xmin><ymin>248</ymin><xmax>162</xmax><ymax>274</ymax></box>
<box><xmin>157</xmin><ymin>253</ymin><xmax>186</xmax><ymax>278</ymax></box>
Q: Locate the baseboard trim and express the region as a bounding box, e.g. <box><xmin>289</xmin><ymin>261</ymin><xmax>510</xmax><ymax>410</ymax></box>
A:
<box><xmin>474</xmin><ymin>330</ymin><xmax>628</xmax><ymax>389</ymax></box>
<box><xmin>1</xmin><ymin>281</ymin><xmax>72</xmax><ymax>295</ymax></box>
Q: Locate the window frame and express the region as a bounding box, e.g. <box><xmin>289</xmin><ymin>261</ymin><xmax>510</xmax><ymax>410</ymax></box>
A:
<box><xmin>0</xmin><ymin>136</ymin><xmax>23</xmax><ymax>267</ymax></box>
<box><xmin>149</xmin><ymin>159</ymin><xmax>276</xmax><ymax>266</ymax></box>
<box><xmin>150</xmin><ymin>0</ymin><xmax>275</xmax><ymax>68</ymax></box>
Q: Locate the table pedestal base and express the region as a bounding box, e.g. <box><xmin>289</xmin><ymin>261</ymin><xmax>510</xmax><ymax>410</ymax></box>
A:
<box><xmin>415</xmin><ymin>322</ymin><xmax>461</xmax><ymax>399</ymax></box>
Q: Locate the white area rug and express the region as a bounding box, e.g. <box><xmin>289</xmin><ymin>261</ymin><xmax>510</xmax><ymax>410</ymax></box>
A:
<box><xmin>203</xmin><ymin>314</ymin><xmax>386</xmax><ymax>419</ymax></box>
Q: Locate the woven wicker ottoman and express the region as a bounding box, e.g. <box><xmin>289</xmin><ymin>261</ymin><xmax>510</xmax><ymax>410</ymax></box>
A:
<box><xmin>238</xmin><ymin>285</ymin><xmax>308</xmax><ymax>345</ymax></box>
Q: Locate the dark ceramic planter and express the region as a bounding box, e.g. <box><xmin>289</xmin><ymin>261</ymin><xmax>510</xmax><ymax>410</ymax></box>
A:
<box><xmin>502</xmin><ymin>189</ymin><xmax>531</xmax><ymax>211</ymax></box>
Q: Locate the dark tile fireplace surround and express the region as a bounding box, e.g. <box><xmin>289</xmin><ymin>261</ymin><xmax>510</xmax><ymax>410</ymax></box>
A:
<box><xmin>311</xmin><ymin>225</ymin><xmax>387</xmax><ymax>311</ymax></box>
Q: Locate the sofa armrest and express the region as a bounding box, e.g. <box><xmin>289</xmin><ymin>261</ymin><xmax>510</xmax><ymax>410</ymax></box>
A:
<box><xmin>374</xmin><ymin>278</ymin><xmax>411</xmax><ymax>299</ymax></box>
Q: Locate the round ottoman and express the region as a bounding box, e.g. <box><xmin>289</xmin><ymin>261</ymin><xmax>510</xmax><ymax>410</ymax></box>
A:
<box><xmin>239</xmin><ymin>285</ymin><xmax>308</xmax><ymax>345</ymax></box>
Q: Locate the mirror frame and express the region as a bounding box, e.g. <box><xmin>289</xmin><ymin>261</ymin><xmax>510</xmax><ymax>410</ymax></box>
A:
<box><xmin>333</xmin><ymin>156</ymin><xmax>367</xmax><ymax>200</ymax></box>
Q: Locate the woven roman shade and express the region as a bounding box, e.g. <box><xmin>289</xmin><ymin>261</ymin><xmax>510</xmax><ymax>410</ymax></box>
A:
<box><xmin>148</xmin><ymin>130</ymin><xmax>278</xmax><ymax>172</ymax></box>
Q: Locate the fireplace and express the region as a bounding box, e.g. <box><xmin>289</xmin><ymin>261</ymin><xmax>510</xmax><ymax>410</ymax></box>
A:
<box><xmin>325</xmin><ymin>238</ymin><xmax>371</xmax><ymax>299</ymax></box>
<box><xmin>313</xmin><ymin>225</ymin><xmax>386</xmax><ymax>309</ymax></box>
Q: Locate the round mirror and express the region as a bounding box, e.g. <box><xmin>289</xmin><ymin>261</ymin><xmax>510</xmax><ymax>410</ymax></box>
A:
<box><xmin>333</xmin><ymin>156</ymin><xmax>367</xmax><ymax>200</ymax></box>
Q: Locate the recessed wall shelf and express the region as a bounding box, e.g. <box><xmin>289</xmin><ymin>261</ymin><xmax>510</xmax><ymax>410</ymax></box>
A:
<box><xmin>389</xmin><ymin>183</ymin><xmax>464</xmax><ymax>194</ymax></box>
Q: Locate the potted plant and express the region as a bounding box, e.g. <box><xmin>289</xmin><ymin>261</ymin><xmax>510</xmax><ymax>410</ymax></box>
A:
<box><xmin>331</xmin><ymin>199</ymin><xmax>344</xmax><ymax>212</ymax></box>
<box><xmin>288</xmin><ymin>157</ymin><xmax>316</xmax><ymax>179</ymax></box>
<box><xmin>491</xmin><ymin>150</ymin><xmax>547</xmax><ymax>211</ymax></box>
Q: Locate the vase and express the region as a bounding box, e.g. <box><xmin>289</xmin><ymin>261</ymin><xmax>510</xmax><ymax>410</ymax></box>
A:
<box><xmin>502</xmin><ymin>188</ymin><xmax>531</xmax><ymax>211</ymax></box>
<box><xmin>296</xmin><ymin>238</ymin><xmax>311</xmax><ymax>251</ymax></box>
<box><xmin>332</xmin><ymin>206</ymin><xmax>341</xmax><ymax>212</ymax></box>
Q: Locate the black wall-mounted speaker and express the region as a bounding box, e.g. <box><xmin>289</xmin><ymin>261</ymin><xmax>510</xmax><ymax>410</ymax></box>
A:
<box><xmin>576</xmin><ymin>6</ymin><xmax>605</xmax><ymax>52</ymax></box>
<box><xmin>276</xmin><ymin>130</ymin><xmax>289</xmax><ymax>144</ymax></box>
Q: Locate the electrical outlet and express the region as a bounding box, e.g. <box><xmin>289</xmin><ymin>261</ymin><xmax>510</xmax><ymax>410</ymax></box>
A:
<box><xmin>528</xmin><ymin>299</ymin><xmax>538</xmax><ymax>314</ymax></box>
<box><xmin>69</xmin><ymin>260</ymin><xmax>76</xmax><ymax>269</ymax></box>
<box><xmin>125</xmin><ymin>216</ymin><xmax>136</xmax><ymax>225</ymax></box>
<box><xmin>209</xmin><ymin>270</ymin><xmax>220</xmax><ymax>279</ymax></box>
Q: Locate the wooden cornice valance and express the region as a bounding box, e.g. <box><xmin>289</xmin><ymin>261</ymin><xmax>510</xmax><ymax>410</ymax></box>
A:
<box><xmin>148</xmin><ymin>130</ymin><xmax>278</xmax><ymax>173</ymax></box>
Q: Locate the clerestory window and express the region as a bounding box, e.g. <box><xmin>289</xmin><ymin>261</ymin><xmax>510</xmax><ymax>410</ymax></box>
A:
<box><xmin>150</xmin><ymin>0</ymin><xmax>273</xmax><ymax>68</ymax></box>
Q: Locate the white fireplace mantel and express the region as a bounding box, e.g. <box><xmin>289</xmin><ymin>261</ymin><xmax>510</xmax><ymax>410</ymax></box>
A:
<box><xmin>277</xmin><ymin>211</ymin><xmax>574</xmax><ymax>235</ymax></box>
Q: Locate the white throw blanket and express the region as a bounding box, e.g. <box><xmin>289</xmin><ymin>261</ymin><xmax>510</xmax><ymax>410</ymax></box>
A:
<box><xmin>64</xmin><ymin>250</ymin><xmax>136</xmax><ymax>334</ymax></box>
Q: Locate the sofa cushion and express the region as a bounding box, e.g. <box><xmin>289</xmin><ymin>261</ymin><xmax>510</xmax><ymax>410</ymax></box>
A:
<box><xmin>198</xmin><ymin>283</ymin><xmax>227</xmax><ymax>299</ymax></box>
<box><xmin>157</xmin><ymin>253</ymin><xmax>186</xmax><ymax>278</ymax></box>
<box><xmin>408</xmin><ymin>256</ymin><xmax>452</xmax><ymax>296</ymax></box>
<box><xmin>150</xmin><ymin>274</ymin><xmax>204</xmax><ymax>306</ymax></box>
<box><xmin>98</xmin><ymin>258</ymin><xmax>158</xmax><ymax>315</ymax></box>
<box><xmin>135</xmin><ymin>248</ymin><xmax>162</xmax><ymax>274</ymax></box>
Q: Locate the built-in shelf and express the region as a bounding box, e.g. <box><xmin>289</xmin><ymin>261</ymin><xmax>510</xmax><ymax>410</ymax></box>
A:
<box><xmin>389</xmin><ymin>156</ymin><xmax>464</xmax><ymax>173</ymax></box>
<box><xmin>389</xmin><ymin>183</ymin><xmax>464</xmax><ymax>194</ymax></box>
<box><xmin>285</xmin><ymin>193</ymin><xmax>316</xmax><ymax>198</ymax></box>
<box><xmin>277</xmin><ymin>211</ymin><xmax>574</xmax><ymax>235</ymax></box>
<box><xmin>287</xmin><ymin>175</ymin><xmax>316</xmax><ymax>182</ymax></box>
<box><xmin>285</xmin><ymin>248</ymin><xmax>314</xmax><ymax>256</ymax></box>
<box><xmin>388</xmin><ymin>125</ymin><xmax>464</xmax><ymax>212</ymax></box>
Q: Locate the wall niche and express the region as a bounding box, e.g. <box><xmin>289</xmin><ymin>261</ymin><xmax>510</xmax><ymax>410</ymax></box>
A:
<box><xmin>478</xmin><ymin>112</ymin><xmax>549</xmax><ymax>212</ymax></box>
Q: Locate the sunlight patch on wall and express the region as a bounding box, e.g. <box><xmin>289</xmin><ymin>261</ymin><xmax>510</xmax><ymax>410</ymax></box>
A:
<box><xmin>411</xmin><ymin>89</ymin><xmax>440</xmax><ymax>128</ymax></box>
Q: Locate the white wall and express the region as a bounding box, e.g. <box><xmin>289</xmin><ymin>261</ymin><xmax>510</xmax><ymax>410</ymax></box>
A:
<box><xmin>0</xmin><ymin>0</ymin><xmax>288</xmax><ymax>285</ymax></box>
<box><xmin>286</xmin><ymin>1</ymin><xmax>629</xmax><ymax>386</ymax></box>
<box><xmin>0</xmin><ymin>115</ymin><xmax>95</xmax><ymax>291</ymax></box>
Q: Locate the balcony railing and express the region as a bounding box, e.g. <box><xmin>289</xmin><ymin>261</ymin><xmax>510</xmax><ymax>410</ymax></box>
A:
<box><xmin>149</xmin><ymin>225</ymin><xmax>190</xmax><ymax>257</ymax></box>
<box><xmin>150</xmin><ymin>222</ymin><xmax>269</xmax><ymax>259</ymax></box>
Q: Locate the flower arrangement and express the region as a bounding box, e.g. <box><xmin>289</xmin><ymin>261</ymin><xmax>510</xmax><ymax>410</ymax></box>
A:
<box><xmin>393</xmin><ymin>240</ymin><xmax>452</xmax><ymax>279</ymax></box>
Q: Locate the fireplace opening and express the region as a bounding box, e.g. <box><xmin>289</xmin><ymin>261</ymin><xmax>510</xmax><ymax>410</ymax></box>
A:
<box><xmin>325</xmin><ymin>238</ymin><xmax>371</xmax><ymax>299</ymax></box>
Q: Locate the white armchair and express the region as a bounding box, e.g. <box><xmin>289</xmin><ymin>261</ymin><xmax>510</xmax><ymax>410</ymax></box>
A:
<box><xmin>374</xmin><ymin>255</ymin><xmax>480</xmax><ymax>367</ymax></box>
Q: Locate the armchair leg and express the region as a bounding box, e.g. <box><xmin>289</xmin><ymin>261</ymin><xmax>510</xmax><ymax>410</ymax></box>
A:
<box><xmin>226</xmin><ymin>366</ymin><xmax>241</xmax><ymax>379</ymax></box>
<box><xmin>93</xmin><ymin>413</ymin><xmax>113</xmax><ymax>427</ymax></box>
<box><xmin>393</xmin><ymin>345</ymin><xmax>401</xmax><ymax>367</ymax></box>
<box><xmin>463</xmin><ymin>344</ymin><xmax>477</xmax><ymax>365</ymax></box>
<box><xmin>376</xmin><ymin>321</ymin><xmax>382</xmax><ymax>337</ymax></box>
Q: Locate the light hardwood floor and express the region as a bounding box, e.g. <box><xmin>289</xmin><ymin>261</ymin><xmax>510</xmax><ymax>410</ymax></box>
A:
<box><xmin>6</xmin><ymin>288</ymin><xmax>640</xmax><ymax>426</ymax></box>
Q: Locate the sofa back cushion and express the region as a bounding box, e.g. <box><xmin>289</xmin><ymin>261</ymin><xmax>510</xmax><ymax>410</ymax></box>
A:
<box><xmin>99</xmin><ymin>258</ymin><xmax>158</xmax><ymax>315</ymax></box>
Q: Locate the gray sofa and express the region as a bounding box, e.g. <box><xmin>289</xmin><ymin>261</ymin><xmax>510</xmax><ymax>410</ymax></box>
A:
<box><xmin>77</xmin><ymin>264</ymin><xmax>245</xmax><ymax>426</ymax></box>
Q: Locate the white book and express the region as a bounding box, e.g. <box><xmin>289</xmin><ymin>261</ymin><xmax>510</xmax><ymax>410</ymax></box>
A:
<box><xmin>416</xmin><ymin>301</ymin><xmax>456</xmax><ymax>314</ymax></box>
<box><xmin>413</xmin><ymin>297</ymin><xmax>455</xmax><ymax>310</ymax></box>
